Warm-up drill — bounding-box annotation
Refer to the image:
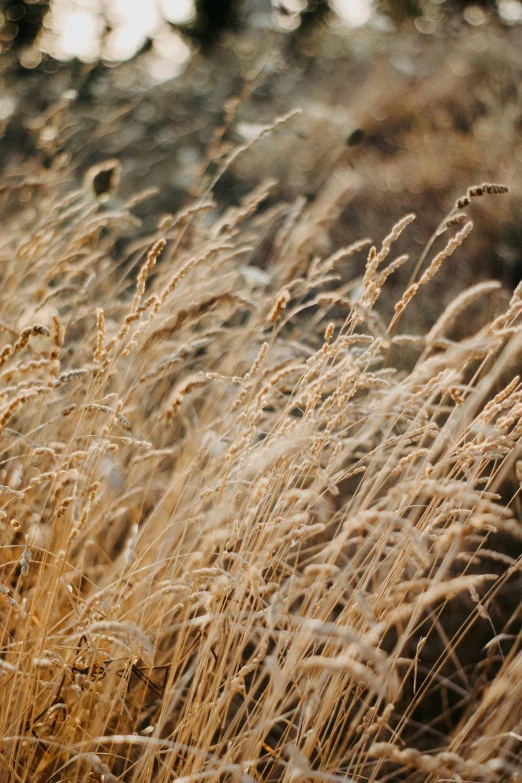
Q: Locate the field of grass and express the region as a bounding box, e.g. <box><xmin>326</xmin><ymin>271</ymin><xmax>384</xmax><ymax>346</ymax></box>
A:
<box><xmin>0</xmin><ymin>122</ymin><xmax>521</xmax><ymax>781</ymax></box>
<box><xmin>1</xmin><ymin>6</ymin><xmax>522</xmax><ymax>777</ymax></box>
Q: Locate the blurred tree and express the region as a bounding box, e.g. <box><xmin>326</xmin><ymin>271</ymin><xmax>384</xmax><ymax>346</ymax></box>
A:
<box><xmin>170</xmin><ymin>0</ymin><xmax>242</xmax><ymax>49</ymax></box>
<box><xmin>374</xmin><ymin>0</ymin><xmax>422</xmax><ymax>18</ymax></box>
<box><xmin>293</xmin><ymin>0</ymin><xmax>330</xmax><ymax>38</ymax></box>
<box><xmin>195</xmin><ymin>0</ymin><xmax>240</xmax><ymax>34</ymax></box>
<box><xmin>448</xmin><ymin>0</ymin><xmax>498</xmax><ymax>7</ymax></box>
<box><xmin>376</xmin><ymin>0</ymin><xmax>498</xmax><ymax>19</ymax></box>
<box><xmin>281</xmin><ymin>0</ymin><xmax>331</xmax><ymax>59</ymax></box>
<box><xmin>1</xmin><ymin>0</ymin><xmax>50</xmax><ymax>52</ymax></box>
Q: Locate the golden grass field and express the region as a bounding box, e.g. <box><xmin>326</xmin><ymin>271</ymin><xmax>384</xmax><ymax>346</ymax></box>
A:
<box><xmin>1</xmin><ymin>16</ymin><xmax>522</xmax><ymax>779</ymax></box>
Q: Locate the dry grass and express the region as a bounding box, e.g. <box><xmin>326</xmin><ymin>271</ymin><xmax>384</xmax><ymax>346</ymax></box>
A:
<box><xmin>0</xmin><ymin>118</ymin><xmax>522</xmax><ymax>783</ymax></box>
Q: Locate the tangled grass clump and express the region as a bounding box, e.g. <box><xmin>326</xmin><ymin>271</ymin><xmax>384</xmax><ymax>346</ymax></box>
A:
<box><xmin>0</xmin><ymin>132</ymin><xmax>521</xmax><ymax>783</ymax></box>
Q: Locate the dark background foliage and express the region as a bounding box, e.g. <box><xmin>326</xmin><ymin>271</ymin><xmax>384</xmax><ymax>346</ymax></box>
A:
<box><xmin>1</xmin><ymin>0</ymin><xmax>521</xmax><ymax>335</ymax></box>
